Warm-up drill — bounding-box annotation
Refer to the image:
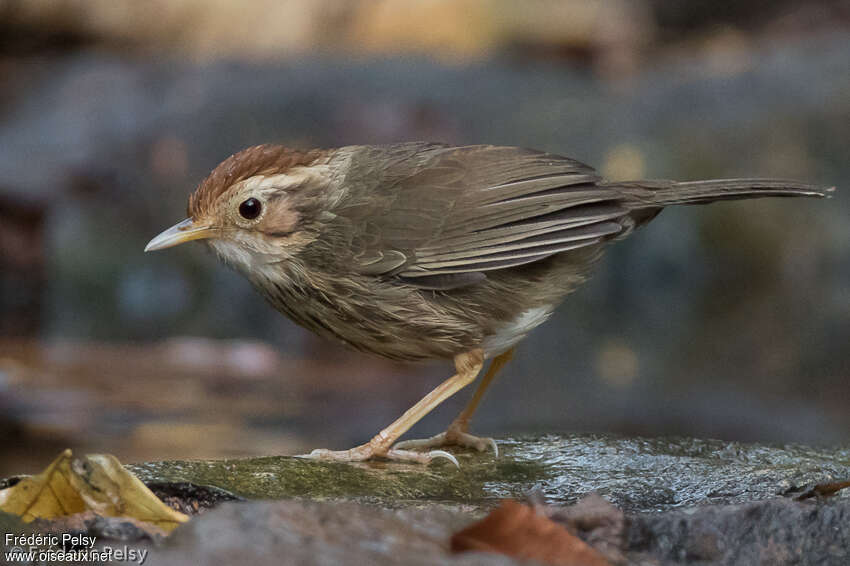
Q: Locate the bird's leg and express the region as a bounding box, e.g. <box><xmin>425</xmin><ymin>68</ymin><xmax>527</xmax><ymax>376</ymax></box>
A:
<box><xmin>394</xmin><ymin>347</ymin><xmax>515</xmax><ymax>456</ymax></box>
<box><xmin>300</xmin><ymin>349</ymin><xmax>484</xmax><ymax>465</ymax></box>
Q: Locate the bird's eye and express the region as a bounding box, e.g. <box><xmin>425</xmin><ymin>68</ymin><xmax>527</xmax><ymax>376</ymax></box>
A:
<box><xmin>238</xmin><ymin>198</ymin><xmax>262</xmax><ymax>220</ymax></box>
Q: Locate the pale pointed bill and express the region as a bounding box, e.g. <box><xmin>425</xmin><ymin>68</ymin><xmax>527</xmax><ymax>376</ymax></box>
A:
<box><xmin>144</xmin><ymin>218</ymin><xmax>216</xmax><ymax>252</ymax></box>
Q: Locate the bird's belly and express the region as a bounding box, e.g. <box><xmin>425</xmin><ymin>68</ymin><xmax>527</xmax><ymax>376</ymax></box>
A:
<box><xmin>481</xmin><ymin>304</ymin><xmax>554</xmax><ymax>358</ymax></box>
<box><xmin>251</xmin><ymin>268</ymin><xmax>485</xmax><ymax>361</ymax></box>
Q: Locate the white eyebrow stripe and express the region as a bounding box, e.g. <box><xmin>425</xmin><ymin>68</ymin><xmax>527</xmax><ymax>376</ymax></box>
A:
<box><xmin>238</xmin><ymin>173</ymin><xmax>297</xmax><ymax>192</ymax></box>
<box><xmin>237</xmin><ymin>165</ymin><xmax>339</xmax><ymax>199</ymax></box>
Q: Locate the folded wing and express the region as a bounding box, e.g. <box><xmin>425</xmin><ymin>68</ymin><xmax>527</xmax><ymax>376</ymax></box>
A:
<box><xmin>340</xmin><ymin>144</ymin><xmax>633</xmax><ymax>288</ymax></box>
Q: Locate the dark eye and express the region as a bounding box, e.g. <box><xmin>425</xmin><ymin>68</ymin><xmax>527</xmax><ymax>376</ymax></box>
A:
<box><xmin>238</xmin><ymin>198</ymin><xmax>262</xmax><ymax>220</ymax></box>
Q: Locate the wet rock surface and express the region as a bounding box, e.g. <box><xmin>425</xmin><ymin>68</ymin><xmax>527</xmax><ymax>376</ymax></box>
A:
<box><xmin>126</xmin><ymin>434</ymin><xmax>850</xmax><ymax>565</ymax></box>
<box><xmin>129</xmin><ymin>434</ymin><xmax>850</xmax><ymax>513</ymax></box>
<box><xmin>5</xmin><ymin>434</ymin><xmax>849</xmax><ymax>565</ymax></box>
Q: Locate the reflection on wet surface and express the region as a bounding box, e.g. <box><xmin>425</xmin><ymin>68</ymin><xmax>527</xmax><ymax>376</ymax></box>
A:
<box><xmin>3</xmin><ymin>334</ymin><xmax>848</xmax><ymax>479</ymax></box>
<box><xmin>0</xmin><ymin>338</ymin><xmax>434</xmax><ymax>476</ymax></box>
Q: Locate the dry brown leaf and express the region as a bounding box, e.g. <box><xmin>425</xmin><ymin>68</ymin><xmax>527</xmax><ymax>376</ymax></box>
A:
<box><xmin>0</xmin><ymin>449</ymin><xmax>189</xmax><ymax>532</ymax></box>
<box><xmin>451</xmin><ymin>500</ymin><xmax>610</xmax><ymax>566</ymax></box>
<box><xmin>792</xmin><ymin>478</ymin><xmax>850</xmax><ymax>501</ymax></box>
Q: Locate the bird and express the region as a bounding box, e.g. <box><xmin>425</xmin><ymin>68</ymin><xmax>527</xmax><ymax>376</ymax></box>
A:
<box><xmin>145</xmin><ymin>142</ymin><xmax>831</xmax><ymax>466</ymax></box>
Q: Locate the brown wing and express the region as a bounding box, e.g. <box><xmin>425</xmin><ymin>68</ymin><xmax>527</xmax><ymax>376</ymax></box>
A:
<box><xmin>337</xmin><ymin>143</ymin><xmax>631</xmax><ymax>289</ymax></box>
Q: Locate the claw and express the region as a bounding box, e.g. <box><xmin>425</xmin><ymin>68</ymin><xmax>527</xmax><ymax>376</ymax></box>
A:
<box><xmin>427</xmin><ymin>450</ymin><xmax>460</xmax><ymax>468</ymax></box>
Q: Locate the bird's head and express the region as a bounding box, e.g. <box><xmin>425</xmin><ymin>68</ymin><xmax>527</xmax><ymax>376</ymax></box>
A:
<box><xmin>145</xmin><ymin>145</ymin><xmax>332</xmax><ymax>274</ymax></box>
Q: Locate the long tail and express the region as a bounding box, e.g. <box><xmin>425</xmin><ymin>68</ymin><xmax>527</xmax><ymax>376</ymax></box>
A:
<box><xmin>616</xmin><ymin>178</ymin><xmax>834</xmax><ymax>207</ymax></box>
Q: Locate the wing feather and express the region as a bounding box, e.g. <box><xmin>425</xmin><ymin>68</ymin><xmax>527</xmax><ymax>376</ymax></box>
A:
<box><xmin>416</xmin><ymin>221</ymin><xmax>622</xmax><ymax>264</ymax></box>
<box><xmin>337</xmin><ymin>144</ymin><xmax>628</xmax><ymax>288</ymax></box>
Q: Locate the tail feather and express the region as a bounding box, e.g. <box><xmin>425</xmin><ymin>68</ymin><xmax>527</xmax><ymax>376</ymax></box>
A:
<box><xmin>623</xmin><ymin>178</ymin><xmax>833</xmax><ymax>206</ymax></box>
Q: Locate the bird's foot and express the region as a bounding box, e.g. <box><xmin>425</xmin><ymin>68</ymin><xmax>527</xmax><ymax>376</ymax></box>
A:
<box><xmin>297</xmin><ymin>443</ymin><xmax>459</xmax><ymax>467</ymax></box>
<box><xmin>393</xmin><ymin>424</ymin><xmax>498</xmax><ymax>457</ymax></box>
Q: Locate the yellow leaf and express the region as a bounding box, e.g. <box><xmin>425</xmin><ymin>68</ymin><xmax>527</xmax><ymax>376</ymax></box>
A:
<box><xmin>0</xmin><ymin>450</ymin><xmax>189</xmax><ymax>532</ymax></box>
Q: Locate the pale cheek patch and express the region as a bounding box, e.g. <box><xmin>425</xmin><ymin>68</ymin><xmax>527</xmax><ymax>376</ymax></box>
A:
<box><xmin>258</xmin><ymin>198</ymin><xmax>299</xmax><ymax>237</ymax></box>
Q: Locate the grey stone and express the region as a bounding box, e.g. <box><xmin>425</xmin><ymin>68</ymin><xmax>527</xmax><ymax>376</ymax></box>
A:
<box><xmin>150</xmin><ymin>500</ymin><xmax>516</xmax><ymax>566</ymax></box>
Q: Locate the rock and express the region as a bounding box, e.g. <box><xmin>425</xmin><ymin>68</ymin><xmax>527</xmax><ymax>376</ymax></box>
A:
<box><xmin>0</xmin><ymin>509</ymin><xmax>30</xmax><ymax>538</ymax></box>
<box><xmin>128</xmin><ymin>434</ymin><xmax>850</xmax><ymax>513</ymax></box>
<box><xmin>624</xmin><ymin>497</ymin><xmax>850</xmax><ymax>565</ymax></box>
<box><xmin>127</xmin><ymin>434</ymin><xmax>850</xmax><ymax>564</ymax></box>
<box><xmin>4</xmin><ymin>434</ymin><xmax>849</xmax><ymax>565</ymax></box>
<box><xmin>145</xmin><ymin>489</ymin><xmax>850</xmax><ymax>566</ymax></box>
<box><xmin>149</xmin><ymin>500</ymin><xmax>511</xmax><ymax>566</ymax></box>
<box><xmin>145</xmin><ymin>481</ymin><xmax>244</xmax><ymax>516</ymax></box>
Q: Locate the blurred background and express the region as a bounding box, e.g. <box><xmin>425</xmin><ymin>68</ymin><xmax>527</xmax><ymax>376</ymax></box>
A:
<box><xmin>1</xmin><ymin>0</ymin><xmax>848</xmax><ymax>476</ymax></box>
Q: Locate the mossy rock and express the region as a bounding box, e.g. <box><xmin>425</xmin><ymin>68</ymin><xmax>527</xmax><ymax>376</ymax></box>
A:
<box><xmin>128</xmin><ymin>434</ymin><xmax>850</xmax><ymax>513</ymax></box>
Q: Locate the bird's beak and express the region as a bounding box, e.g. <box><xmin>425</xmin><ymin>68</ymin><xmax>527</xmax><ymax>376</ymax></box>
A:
<box><xmin>144</xmin><ymin>218</ymin><xmax>216</xmax><ymax>252</ymax></box>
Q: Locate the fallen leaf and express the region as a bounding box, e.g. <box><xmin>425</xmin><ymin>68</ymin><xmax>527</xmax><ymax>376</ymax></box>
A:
<box><xmin>790</xmin><ymin>479</ymin><xmax>850</xmax><ymax>501</ymax></box>
<box><xmin>451</xmin><ymin>500</ymin><xmax>610</xmax><ymax>566</ymax></box>
<box><xmin>0</xmin><ymin>450</ymin><xmax>189</xmax><ymax>532</ymax></box>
